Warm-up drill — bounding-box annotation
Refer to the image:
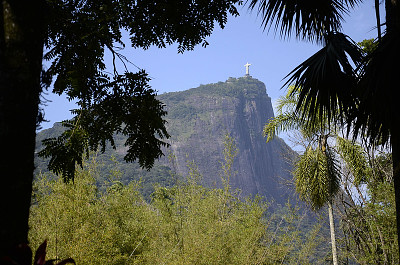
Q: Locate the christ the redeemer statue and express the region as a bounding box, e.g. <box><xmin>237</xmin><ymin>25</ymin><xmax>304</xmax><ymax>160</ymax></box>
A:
<box><xmin>244</xmin><ymin>62</ymin><xmax>251</xmax><ymax>76</ymax></box>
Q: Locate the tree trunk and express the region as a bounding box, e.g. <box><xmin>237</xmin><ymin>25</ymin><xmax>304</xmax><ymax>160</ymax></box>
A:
<box><xmin>320</xmin><ymin>134</ymin><xmax>339</xmax><ymax>264</ymax></box>
<box><xmin>386</xmin><ymin>0</ymin><xmax>400</xmax><ymax>261</ymax></box>
<box><xmin>0</xmin><ymin>0</ymin><xmax>45</xmax><ymax>258</ymax></box>
<box><xmin>385</xmin><ymin>0</ymin><xmax>400</xmax><ymax>261</ymax></box>
<box><xmin>375</xmin><ymin>0</ymin><xmax>382</xmax><ymax>41</ymax></box>
<box><xmin>386</xmin><ymin>0</ymin><xmax>400</xmax><ymax>34</ymax></box>
<box><xmin>328</xmin><ymin>200</ymin><xmax>339</xmax><ymax>265</ymax></box>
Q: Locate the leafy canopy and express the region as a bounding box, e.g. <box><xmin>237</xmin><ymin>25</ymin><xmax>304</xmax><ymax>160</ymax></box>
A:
<box><xmin>38</xmin><ymin>0</ymin><xmax>240</xmax><ymax>181</ymax></box>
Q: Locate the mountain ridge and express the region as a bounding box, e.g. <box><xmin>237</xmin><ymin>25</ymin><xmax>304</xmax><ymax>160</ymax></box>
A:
<box><xmin>36</xmin><ymin>76</ymin><xmax>295</xmax><ymax>203</ymax></box>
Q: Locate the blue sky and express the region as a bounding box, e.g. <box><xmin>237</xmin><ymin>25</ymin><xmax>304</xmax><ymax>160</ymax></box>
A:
<box><xmin>41</xmin><ymin>1</ymin><xmax>382</xmax><ymax>130</ymax></box>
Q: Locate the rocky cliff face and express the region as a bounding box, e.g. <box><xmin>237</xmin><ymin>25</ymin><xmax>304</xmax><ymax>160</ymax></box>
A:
<box><xmin>36</xmin><ymin>76</ymin><xmax>294</xmax><ymax>203</ymax></box>
<box><xmin>156</xmin><ymin>76</ymin><xmax>293</xmax><ymax>202</ymax></box>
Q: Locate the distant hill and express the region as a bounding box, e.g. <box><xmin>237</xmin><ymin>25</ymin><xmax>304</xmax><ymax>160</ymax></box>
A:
<box><xmin>35</xmin><ymin>76</ymin><xmax>296</xmax><ymax>203</ymax></box>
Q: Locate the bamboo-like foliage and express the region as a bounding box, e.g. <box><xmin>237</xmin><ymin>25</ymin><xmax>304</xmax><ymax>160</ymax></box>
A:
<box><xmin>29</xmin><ymin>156</ymin><xmax>323</xmax><ymax>264</ymax></box>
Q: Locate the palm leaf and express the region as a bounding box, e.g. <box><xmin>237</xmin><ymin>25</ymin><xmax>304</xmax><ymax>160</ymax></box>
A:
<box><xmin>336</xmin><ymin>136</ymin><xmax>368</xmax><ymax>185</ymax></box>
<box><xmin>275</xmin><ymin>86</ymin><xmax>298</xmax><ymax>113</ymax></box>
<box><xmin>294</xmin><ymin>146</ymin><xmax>340</xmax><ymax>210</ymax></box>
<box><xmin>263</xmin><ymin>112</ymin><xmax>300</xmax><ymax>142</ymax></box>
<box><xmin>351</xmin><ymin>32</ymin><xmax>400</xmax><ymax>145</ymax></box>
<box><xmin>264</xmin><ymin>85</ymin><xmax>334</xmax><ymax>142</ymax></box>
<box><xmin>247</xmin><ymin>0</ymin><xmax>361</xmax><ymax>42</ymax></box>
<box><xmin>284</xmin><ymin>32</ymin><xmax>362</xmax><ymax>128</ymax></box>
<box><xmin>325</xmin><ymin>144</ymin><xmax>341</xmax><ymax>198</ymax></box>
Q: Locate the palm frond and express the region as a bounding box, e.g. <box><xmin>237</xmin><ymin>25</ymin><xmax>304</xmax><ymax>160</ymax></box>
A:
<box><xmin>351</xmin><ymin>32</ymin><xmax>400</xmax><ymax>146</ymax></box>
<box><xmin>247</xmin><ymin>0</ymin><xmax>361</xmax><ymax>42</ymax></box>
<box><xmin>275</xmin><ymin>85</ymin><xmax>298</xmax><ymax>113</ymax></box>
<box><xmin>284</xmin><ymin>32</ymin><xmax>363</xmax><ymax>128</ymax></box>
<box><xmin>336</xmin><ymin>136</ymin><xmax>368</xmax><ymax>185</ymax></box>
<box><xmin>265</xmin><ymin>85</ymin><xmax>335</xmax><ymax>142</ymax></box>
<box><xmin>263</xmin><ymin>112</ymin><xmax>300</xmax><ymax>142</ymax></box>
<box><xmin>325</xmin><ymin>145</ymin><xmax>341</xmax><ymax>198</ymax></box>
<box><xmin>294</xmin><ymin>146</ymin><xmax>340</xmax><ymax>210</ymax></box>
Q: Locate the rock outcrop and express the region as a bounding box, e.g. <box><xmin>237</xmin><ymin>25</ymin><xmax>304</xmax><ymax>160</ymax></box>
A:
<box><xmin>36</xmin><ymin>76</ymin><xmax>295</xmax><ymax>203</ymax></box>
<box><xmin>157</xmin><ymin>76</ymin><xmax>293</xmax><ymax>202</ymax></box>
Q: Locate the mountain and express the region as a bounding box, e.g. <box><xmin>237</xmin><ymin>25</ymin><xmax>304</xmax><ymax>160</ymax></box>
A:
<box><xmin>35</xmin><ymin>76</ymin><xmax>295</xmax><ymax>203</ymax></box>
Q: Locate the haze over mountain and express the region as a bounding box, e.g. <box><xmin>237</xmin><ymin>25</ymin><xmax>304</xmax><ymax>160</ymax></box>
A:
<box><xmin>36</xmin><ymin>76</ymin><xmax>295</xmax><ymax>203</ymax></box>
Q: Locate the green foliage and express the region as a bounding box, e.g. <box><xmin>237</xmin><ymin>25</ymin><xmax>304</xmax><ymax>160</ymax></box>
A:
<box><xmin>358</xmin><ymin>39</ymin><xmax>378</xmax><ymax>56</ymax></box>
<box><xmin>337</xmin><ymin>148</ymin><xmax>399</xmax><ymax>264</ymax></box>
<box><xmin>38</xmin><ymin>0</ymin><xmax>241</xmax><ymax>181</ymax></box>
<box><xmin>336</xmin><ymin>136</ymin><xmax>368</xmax><ymax>185</ymax></box>
<box><xmin>30</xmin><ymin>165</ymin><xmax>155</xmax><ymax>264</ymax></box>
<box><xmin>294</xmin><ymin>146</ymin><xmax>340</xmax><ymax>211</ymax></box>
<box><xmin>29</xmin><ymin>157</ymin><xmax>324</xmax><ymax>264</ymax></box>
<box><xmin>264</xmin><ymin>113</ymin><xmax>298</xmax><ymax>143</ymax></box>
<box><xmin>162</xmin><ymin>77</ymin><xmax>266</xmax><ymax>101</ymax></box>
<box><xmin>168</xmin><ymin>104</ymin><xmax>197</xmax><ymax>120</ymax></box>
<box><xmin>39</xmin><ymin>71</ymin><xmax>170</xmax><ymax>181</ymax></box>
<box><xmin>220</xmin><ymin>133</ymin><xmax>238</xmax><ymax>191</ymax></box>
<box><xmin>267</xmin><ymin>89</ymin><xmax>398</xmax><ymax>262</ymax></box>
<box><xmin>91</xmin><ymin>153</ymin><xmax>176</xmax><ymax>200</ymax></box>
<box><xmin>264</xmin><ymin>85</ymin><xmax>335</xmax><ymax>144</ymax></box>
